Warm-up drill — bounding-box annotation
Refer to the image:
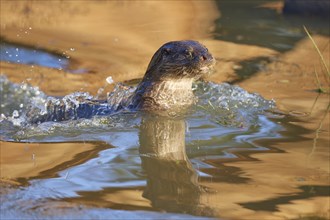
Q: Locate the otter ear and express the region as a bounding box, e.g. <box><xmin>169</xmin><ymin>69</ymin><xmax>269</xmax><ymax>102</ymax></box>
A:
<box><xmin>145</xmin><ymin>47</ymin><xmax>164</xmax><ymax>74</ymax></box>
<box><xmin>163</xmin><ymin>48</ymin><xmax>171</xmax><ymax>55</ymax></box>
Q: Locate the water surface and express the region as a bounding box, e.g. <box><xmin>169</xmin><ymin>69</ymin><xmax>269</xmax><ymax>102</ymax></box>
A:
<box><xmin>0</xmin><ymin>1</ymin><xmax>329</xmax><ymax>219</ymax></box>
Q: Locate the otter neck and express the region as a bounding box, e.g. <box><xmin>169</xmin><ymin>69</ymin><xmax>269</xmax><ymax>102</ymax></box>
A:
<box><xmin>138</xmin><ymin>78</ymin><xmax>195</xmax><ymax>110</ymax></box>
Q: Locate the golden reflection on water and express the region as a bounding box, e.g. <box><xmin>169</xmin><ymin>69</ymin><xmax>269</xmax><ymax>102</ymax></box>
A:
<box><xmin>0</xmin><ymin>0</ymin><xmax>329</xmax><ymax>219</ymax></box>
<box><xmin>0</xmin><ymin>141</ymin><xmax>109</xmax><ymax>183</ymax></box>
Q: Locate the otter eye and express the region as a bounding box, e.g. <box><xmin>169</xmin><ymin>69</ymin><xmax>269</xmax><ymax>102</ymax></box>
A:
<box><xmin>185</xmin><ymin>50</ymin><xmax>193</xmax><ymax>59</ymax></box>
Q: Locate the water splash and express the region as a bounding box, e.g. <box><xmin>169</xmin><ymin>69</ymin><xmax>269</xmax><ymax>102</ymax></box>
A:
<box><xmin>0</xmin><ymin>75</ymin><xmax>140</xmax><ymax>141</ymax></box>
<box><xmin>0</xmin><ymin>75</ymin><xmax>282</xmax><ymax>219</ymax></box>
<box><xmin>193</xmin><ymin>81</ymin><xmax>276</xmax><ymax>127</ymax></box>
<box><xmin>0</xmin><ymin>75</ymin><xmax>47</xmax><ymax>124</ymax></box>
<box><xmin>0</xmin><ymin>75</ymin><xmax>276</xmax><ymax>141</ymax></box>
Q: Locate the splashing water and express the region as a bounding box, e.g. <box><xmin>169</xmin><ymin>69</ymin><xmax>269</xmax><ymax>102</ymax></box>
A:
<box><xmin>0</xmin><ymin>74</ymin><xmax>281</xmax><ymax>219</ymax></box>
<box><xmin>0</xmin><ymin>75</ymin><xmax>47</xmax><ymax>125</ymax></box>
<box><xmin>0</xmin><ymin>74</ymin><xmax>276</xmax><ymax>141</ymax></box>
<box><xmin>193</xmin><ymin>81</ymin><xmax>276</xmax><ymax>127</ymax></box>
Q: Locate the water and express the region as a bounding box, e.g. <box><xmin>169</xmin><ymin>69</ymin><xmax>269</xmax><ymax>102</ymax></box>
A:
<box><xmin>214</xmin><ymin>0</ymin><xmax>330</xmax><ymax>83</ymax></box>
<box><xmin>0</xmin><ymin>75</ymin><xmax>279</xmax><ymax>218</ymax></box>
<box><xmin>0</xmin><ymin>1</ymin><xmax>329</xmax><ymax>219</ymax></box>
<box><xmin>0</xmin><ymin>75</ymin><xmax>276</xmax><ymax>140</ymax></box>
<box><xmin>0</xmin><ymin>42</ymin><xmax>69</xmax><ymax>70</ymax></box>
<box><xmin>214</xmin><ymin>0</ymin><xmax>329</xmax><ymax>52</ymax></box>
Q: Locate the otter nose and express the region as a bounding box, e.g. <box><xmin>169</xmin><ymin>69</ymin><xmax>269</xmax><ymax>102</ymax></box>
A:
<box><xmin>200</xmin><ymin>53</ymin><xmax>214</xmax><ymax>63</ymax></box>
<box><xmin>200</xmin><ymin>55</ymin><xmax>207</xmax><ymax>61</ymax></box>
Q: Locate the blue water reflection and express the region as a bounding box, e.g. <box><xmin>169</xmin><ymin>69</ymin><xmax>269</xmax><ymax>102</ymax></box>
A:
<box><xmin>0</xmin><ymin>42</ymin><xmax>68</xmax><ymax>69</ymax></box>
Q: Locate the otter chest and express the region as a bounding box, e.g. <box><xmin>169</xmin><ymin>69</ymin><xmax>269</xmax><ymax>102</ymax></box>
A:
<box><xmin>141</xmin><ymin>79</ymin><xmax>195</xmax><ymax>110</ymax></box>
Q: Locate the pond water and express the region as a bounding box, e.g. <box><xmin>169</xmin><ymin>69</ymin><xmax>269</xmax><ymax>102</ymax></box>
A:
<box><xmin>0</xmin><ymin>42</ymin><xmax>69</xmax><ymax>70</ymax></box>
<box><xmin>0</xmin><ymin>1</ymin><xmax>329</xmax><ymax>220</ymax></box>
<box><xmin>0</xmin><ymin>74</ymin><xmax>278</xmax><ymax>219</ymax></box>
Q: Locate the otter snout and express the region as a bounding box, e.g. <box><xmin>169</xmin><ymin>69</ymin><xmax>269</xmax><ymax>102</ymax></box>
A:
<box><xmin>200</xmin><ymin>55</ymin><xmax>207</xmax><ymax>61</ymax></box>
<box><xmin>198</xmin><ymin>50</ymin><xmax>215</xmax><ymax>65</ymax></box>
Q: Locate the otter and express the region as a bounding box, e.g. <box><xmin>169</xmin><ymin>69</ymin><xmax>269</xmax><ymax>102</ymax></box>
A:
<box><xmin>130</xmin><ymin>40</ymin><xmax>215</xmax><ymax>111</ymax></box>
<box><xmin>27</xmin><ymin>40</ymin><xmax>215</xmax><ymax>123</ymax></box>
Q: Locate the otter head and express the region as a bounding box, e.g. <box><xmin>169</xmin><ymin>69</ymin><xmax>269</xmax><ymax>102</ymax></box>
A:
<box><xmin>132</xmin><ymin>40</ymin><xmax>215</xmax><ymax>111</ymax></box>
<box><xmin>142</xmin><ymin>40</ymin><xmax>215</xmax><ymax>82</ymax></box>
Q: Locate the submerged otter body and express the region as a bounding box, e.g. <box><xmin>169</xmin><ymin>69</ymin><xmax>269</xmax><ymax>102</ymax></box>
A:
<box><xmin>27</xmin><ymin>40</ymin><xmax>215</xmax><ymax>123</ymax></box>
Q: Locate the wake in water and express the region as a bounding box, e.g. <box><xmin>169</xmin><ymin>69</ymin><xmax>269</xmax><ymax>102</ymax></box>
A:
<box><xmin>0</xmin><ymin>74</ymin><xmax>275</xmax><ymax>141</ymax></box>
<box><xmin>0</xmin><ymin>74</ymin><xmax>281</xmax><ymax>218</ymax></box>
<box><xmin>193</xmin><ymin>81</ymin><xmax>276</xmax><ymax>127</ymax></box>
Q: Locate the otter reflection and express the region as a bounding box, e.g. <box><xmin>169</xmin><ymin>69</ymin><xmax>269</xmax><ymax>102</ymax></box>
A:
<box><xmin>139</xmin><ymin>114</ymin><xmax>216</xmax><ymax>217</ymax></box>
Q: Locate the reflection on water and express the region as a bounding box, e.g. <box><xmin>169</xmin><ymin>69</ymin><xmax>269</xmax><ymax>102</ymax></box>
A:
<box><xmin>139</xmin><ymin>116</ymin><xmax>213</xmax><ymax>216</ymax></box>
<box><xmin>240</xmin><ymin>185</ymin><xmax>330</xmax><ymax>212</ymax></box>
<box><xmin>0</xmin><ymin>1</ymin><xmax>329</xmax><ymax>219</ymax></box>
<box><xmin>214</xmin><ymin>0</ymin><xmax>329</xmax><ymax>52</ymax></box>
<box><xmin>1</xmin><ymin>69</ymin><xmax>328</xmax><ymax>219</ymax></box>
<box><xmin>0</xmin><ymin>41</ymin><xmax>68</xmax><ymax>70</ymax></box>
<box><xmin>213</xmin><ymin>0</ymin><xmax>330</xmax><ymax>83</ymax></box>
<box><xmin>0</xmin><ymin>75</ymin><xmax>283</xmax><ymax>218</ymax></box>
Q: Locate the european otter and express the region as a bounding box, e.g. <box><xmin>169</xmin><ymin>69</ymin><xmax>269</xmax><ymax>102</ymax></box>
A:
<box><xmin>27</xmin><ymin>40</ymin><xmax>215</xmax><ymax>123</ymax></box>
<box><xmin>130</xmin><ymin>40</ymin><xmax>215</xmax><ymax>110</ymax></box>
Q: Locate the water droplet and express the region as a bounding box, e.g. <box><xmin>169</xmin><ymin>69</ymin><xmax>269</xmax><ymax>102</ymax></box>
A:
<box><xmin>1</xmin><ymin>114</ymin><xmax>7</xmax><ymax>120</ymax></box>
<box><xmin>97</xmin><ymin>88</ymin><xmax>104</xmax><ymax>96</ymax></box>
<box><xmin>12</xmin><ymin>110</ymin><xmax>19</xmax><ymax>118</ymax></box>
<box><xmin>29</xmin><ymin>27</ymin><xmax>32</xmax><ymax>30</ymax></box>
<box><xmin>70</xmin><ymin>48</ymin><xmax>75</xmax><ymax>51</ymax></box>
<box><xmin>106</xmin><ymin>76</ymin><xmax>114</xmax><ymax>84</ymax></box>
